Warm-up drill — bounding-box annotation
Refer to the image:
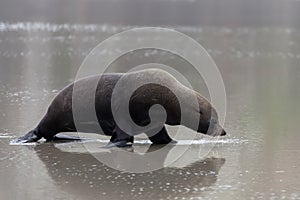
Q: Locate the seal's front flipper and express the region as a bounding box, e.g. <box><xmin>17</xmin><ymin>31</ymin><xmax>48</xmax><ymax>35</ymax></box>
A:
<box><xmin>48</xmin><ymin>134</ymin><xmax>83</xmax><ymax>142</ymax></box>
<box><xmin>12</xmin><ymin>130</ymin><xmax>41</xmax><ymax>144</ymax></box>
<box><xmin>104</xmin><ymin>141</ymin><xmax>133</xmax><ymax>148</ymax></box>
<box><xmin>148</xmin><ymin>126</ymin><xmax>177</xmax><ymax>144</ymax></box>
<box><xmin>105</xmin><ymin>126</ymin><xmax>134</xmax><ymax>148</ymax></box>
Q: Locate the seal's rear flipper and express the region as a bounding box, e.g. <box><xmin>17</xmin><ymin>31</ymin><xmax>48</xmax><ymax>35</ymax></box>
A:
<box><xmin>12</xmin><ymin>130</ymin><xmax>41</xmax><ymax>144</ymax></box>
<box><xmin>48</xmin><ymin>134</ymin><xmax>83</xmax><ymax>142</ymax></box>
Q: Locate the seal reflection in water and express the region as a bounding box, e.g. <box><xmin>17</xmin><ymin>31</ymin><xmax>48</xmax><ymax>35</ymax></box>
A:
<box><xmin>14</xmin><ymin>69</ymin><xmax>226</xmax><ymax>147</ymax></box>
<box><xmin>35</xmin><ymin>143</ymin><xmax>225</xmax><ymax>200</ymax></box>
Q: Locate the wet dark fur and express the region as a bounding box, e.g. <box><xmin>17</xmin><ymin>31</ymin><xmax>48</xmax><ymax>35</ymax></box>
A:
<box><xmin>15</xmin><ymin>69</ymin><xmax>226</xmax><ymax>147</ymax></box>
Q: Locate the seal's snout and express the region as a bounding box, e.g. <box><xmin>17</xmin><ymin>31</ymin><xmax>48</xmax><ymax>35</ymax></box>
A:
<box><xmin>206</xmin><ymin>125</ymin><xmax>227</xmax><ymax>137</ymax></box>
<box><xmin>220</xmin><ymin>129</ymin><xmax>226</xmax><ymax>136</ymax></box>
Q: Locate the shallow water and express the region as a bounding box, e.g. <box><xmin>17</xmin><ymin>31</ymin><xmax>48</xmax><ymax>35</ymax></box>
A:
<box><xmin>1</xmin><ymin>2</ymin><xmax>300</xmax><ymax>200</ymax></box>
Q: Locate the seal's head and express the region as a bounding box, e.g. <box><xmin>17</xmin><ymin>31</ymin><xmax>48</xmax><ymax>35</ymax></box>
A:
<box><xmin>198</xmin><ymin>103</ymin><xmax>226</xmax><ymax>137</ymax></box>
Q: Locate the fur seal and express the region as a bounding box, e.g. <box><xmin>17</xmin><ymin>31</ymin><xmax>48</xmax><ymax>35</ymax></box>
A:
<box><xmin>14</xmin><ymin>69</ymin><xmax>226</xmax><ymax>147</ymax></box>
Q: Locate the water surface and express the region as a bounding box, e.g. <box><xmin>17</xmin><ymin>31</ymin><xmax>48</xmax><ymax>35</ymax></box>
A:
<box><xmin>1</xmin><ymin>10</ymin><xmax>300</xmax><ymax>200</ymax></box>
